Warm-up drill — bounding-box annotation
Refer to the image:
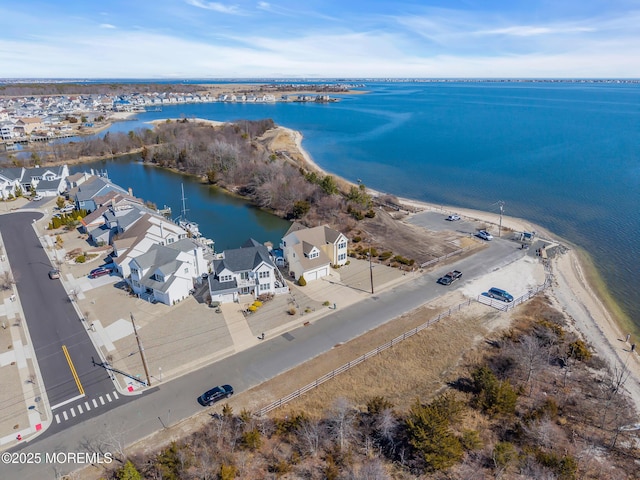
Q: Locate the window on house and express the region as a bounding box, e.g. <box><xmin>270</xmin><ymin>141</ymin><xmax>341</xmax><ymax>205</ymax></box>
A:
<box><xmin>338</xmin><ymin>241</ymin><xmax>347</xmax><ymax>249</ymax></box>
<box><xmin>338</xmin><ymin>253</ymin><xmax>346</xmax><ymax>261</ymax></box>
<box><xmin>184</xmin><ymin>267</ymin><xmax>189</xmax><ymax>274</ymax></box>
<box><xmin>167</xmin><ymin>237</ymin><xmax>175</xmax><ymax>244</ymax></box>
<box><xmin>259</xmin><ymin>271</ymin><xmax>270</xmax><ymax>279</ymax></box>
<box><xmin>260</xmin><ymin>283</ymin><xmax>271</xmax><ymax>292</ymax></box>
<box><xmin>240</xmin><ymin>272</ymin><xmax>248</xmax><ymax>280</ymax></box>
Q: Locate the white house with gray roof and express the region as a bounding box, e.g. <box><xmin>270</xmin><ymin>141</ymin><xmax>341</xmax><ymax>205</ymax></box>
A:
<box><xmin>0</xmin><ymin>165</ymin><xmax>69</xmax><ymax>198</ymax></box>
<box><xmin>281</xmin><ymin>224</ymin><xmax>348</xmax><ymax>282</ymax></box>
<box><xmin>111</xmin><ymin>212</ymin><xmax>189</xmax><ymax>278</ymax></box>
<box><xmin>72</xmin><ymin>175</ymin><xmax>129</xmax><ymax>212</ymax></box>
<box><xmin>129</xmin><ymin>238</ymin><xmax>207</xmax><ymax>305</ymax></box>
<box><xmin>208</xmin><ymin>239</ymin><xmax>288</xmax><ymax>304</ymax></box>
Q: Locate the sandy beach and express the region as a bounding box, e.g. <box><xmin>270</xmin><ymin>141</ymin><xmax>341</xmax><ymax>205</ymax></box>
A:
<box><xmin>281</xmin><ymin>126</ymin><xmax>640</xmax><ymax>412</ymax></box>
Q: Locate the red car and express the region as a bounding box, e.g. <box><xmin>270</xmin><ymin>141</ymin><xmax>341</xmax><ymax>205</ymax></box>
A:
<box><xmin>89</xmin><ymin>267</ymin><xmax>111</xmax><ymax>279</ymax></box>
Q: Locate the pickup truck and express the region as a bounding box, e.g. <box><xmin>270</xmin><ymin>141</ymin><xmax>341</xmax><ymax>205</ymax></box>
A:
<box><xmin>437</xmin><ymin>270</ymin><xmax>462</xmax><ymax>285</ymax></box>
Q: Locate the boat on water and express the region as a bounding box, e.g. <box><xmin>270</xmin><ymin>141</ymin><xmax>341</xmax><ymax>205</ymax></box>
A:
<box><xmin>175</xmin><ymin>184</ymin><xmax>201</xmax><ymax>238</ymax></box>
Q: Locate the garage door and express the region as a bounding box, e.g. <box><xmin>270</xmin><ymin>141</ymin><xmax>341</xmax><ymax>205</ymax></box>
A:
<box><xmin>317</xmin><ymin>268</ymin><xmax>328</xmax><ymax>279</ymax></box>
<box><xmin>306</xmin><ymin>270</ymin><xmax>318</xmax><ymax>281</ymax></box>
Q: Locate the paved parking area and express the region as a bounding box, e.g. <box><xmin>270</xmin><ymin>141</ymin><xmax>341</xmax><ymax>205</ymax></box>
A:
<box><xmin>407</xmin><ymin>210</ymin><xmax>481</xmax><ymax>235</ymax></box>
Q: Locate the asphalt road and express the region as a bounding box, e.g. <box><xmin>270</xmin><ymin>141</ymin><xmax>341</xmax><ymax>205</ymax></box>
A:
<box><xmin>3</xmin><ymin>232</ymin><xmax>524</xmax><ymax>479</ymax></box>
<box><xmin>0</xmin><ymin>212</ymin><xmax>129</xmax><ymax>435</ymax></box>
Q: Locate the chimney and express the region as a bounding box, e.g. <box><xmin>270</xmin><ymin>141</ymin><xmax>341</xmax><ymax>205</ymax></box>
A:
<box><xmin>128</xmin><ymin>187</ymin><xmax>133</xmax><ymax>196</ymax></box>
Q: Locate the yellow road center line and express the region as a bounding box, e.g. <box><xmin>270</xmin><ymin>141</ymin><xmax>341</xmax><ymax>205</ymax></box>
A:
<box><xmin>62</xmin><ymin>345</ymin><xmax>84</xmax><ymax>396</ymax></box>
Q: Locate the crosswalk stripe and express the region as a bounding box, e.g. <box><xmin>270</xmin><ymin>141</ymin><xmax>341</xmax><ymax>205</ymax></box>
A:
<box><xmin>112</xmin><ymin>391</ymin><xmax>119</xmax><ymax>400</ymax></box>
<box><xmin>92</xmin><ymin>399</ymin><xmax>98</xmax><ymax>408</ymax></box>
<box><xmin>106</xmin><ymin>393</ymin><xmax>112</xmax><ymax>402</ymax></box>
<box><xmin>70</xmin><ymin>408</ymin><xmax>76</xmax><ymax>417</ymax></box>
<box><xmin>85</xmin><ymin>401</ymin><xmax>91</xmax><ymax>411</ymax></box>
<box><xmin>55</xmin><ymin>414</ymin><xmax>60</xmax><ymax>424</ymax></box>
<box><xmin>99</xmin><ymin>396</ymin><xmax>105</xmax><ymax>405</ymax></box>
<box><xmin>62</xmin><ymin>411</ymin><xmax>68</xmax><ymax>421</ymax></box>
<box><xmin>77</xmin><ymin>404</ymin><xmax>83</xmax><ymax>414</ymax></box>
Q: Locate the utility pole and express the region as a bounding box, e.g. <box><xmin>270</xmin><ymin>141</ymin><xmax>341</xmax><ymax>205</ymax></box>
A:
<box><xmin>130</xmin><ymin>313</ymin><xmax>151</xmax><ymax>387</ymax></box>
<box><xmin>369</xmin><ymin>245</ymin><xmax>374</xmax><ymax>294</ymax></box>
<box><xmin>497</xmin><ymin>200</ymin><xmax>505</xmax><ymax>238</ymax></box>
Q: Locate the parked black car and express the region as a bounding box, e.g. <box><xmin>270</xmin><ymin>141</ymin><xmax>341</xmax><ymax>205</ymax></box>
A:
<box><xmin>198</xmin><ymin>384</ymin><xmax>234</xmax><ymax>406</ymax></box>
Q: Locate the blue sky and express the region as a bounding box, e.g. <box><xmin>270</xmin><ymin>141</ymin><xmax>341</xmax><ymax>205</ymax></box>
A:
<box><xmin>1</xmin><ymin>0</ymin><xmax>639</xmax><ymax>78</ymax></box>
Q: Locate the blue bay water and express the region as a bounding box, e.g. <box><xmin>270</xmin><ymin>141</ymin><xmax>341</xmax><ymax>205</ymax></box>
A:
<box><xmin>71</xmin><ymin>156</ymin><xmax>292</xmax><ymax>252</ymax></box>
<box><xmin>90</xmin><ymin>82</ymin><xmax>640</xmax><ymax>327</ymax></box>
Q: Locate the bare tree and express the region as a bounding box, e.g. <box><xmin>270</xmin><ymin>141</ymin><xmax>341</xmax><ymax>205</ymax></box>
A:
<box><xmin>328</xmin><ymin>397</ymin><xmax>358</xmax><ymax>452</ymax></box>
<box><xmin>297</xmin><ymin>417</ymin><xmax>325</xmax><ymax>458</ymax></box>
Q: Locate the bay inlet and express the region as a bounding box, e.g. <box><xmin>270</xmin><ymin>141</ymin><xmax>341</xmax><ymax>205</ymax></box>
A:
<box><xmin>81</xmin><ymin>81</ymin><xmax>640</xmax><ymax>332</ymax></box>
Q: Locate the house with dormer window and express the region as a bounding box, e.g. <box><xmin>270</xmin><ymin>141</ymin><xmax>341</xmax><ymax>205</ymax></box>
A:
<box><xmin>208</xmin><ymin>239</ymin><xmax>289</xmax><ymax>304</ymax></box>
<box><xmin>281</xmin><ymin>223</ymin><xmax>349</xmax><ymax>282</ymax></box>
<box><xmin>129</xmin><ymin>238</ymin><xmax>207</xmax><ymax>305</ymax></box>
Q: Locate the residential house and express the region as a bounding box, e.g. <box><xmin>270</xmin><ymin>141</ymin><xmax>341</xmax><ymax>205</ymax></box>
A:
<box><xmin>129</xmin><ymin>238</ymin><xmax>207</xmax><ymax>305</ymax></box>
<box><xmin>71</xmin><ymin>175</ymin><xmax>129</xmax><ymax>212</ymax></box>
<box><xmin>23</xmin><ymin>165</ymin><xmax>69</xmax><ymax>197</ymax></box>
<box><xmin>0</xmin><ymin>165</ymin><xmax>69</xmax><ymax>198</ymax></box>
<box><xmin>111</xmin><ymin>212</ymin><xmax>189</xmax><ymax>278</ymax></box>
<box><xmin>0</xmin><ymin>121</ymin><xmax>13</xmax><ymax>140</ymax></box>
<box><xmin>80</xmin><ymin>191</ymin><xmax>145</xmax><ymax>235</ymax></box>
<box><xmin>14</xmin><ymin>117</ymin><xmax>43</xmax><ymax>136</ymax></box>
<box><xmin>208</xmin><ymin>239</ymin><xmax>289</xmax><ymax>304</ymax></box>
<box><xmin>281</xmin><ymin>224</ymin><xmax>348</xmax><ymax>282</ymax></box>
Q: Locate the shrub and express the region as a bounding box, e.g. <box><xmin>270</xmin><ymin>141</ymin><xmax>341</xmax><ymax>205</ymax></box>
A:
<box><xmin>471</xmin><ymin>366</ymin><xmax>518</xmax><ymax>416</ymax></box>
<box><xmin>406</xmin><ymin>396</ymin><xmax>464</xmax><ymax>471</ymax></box>
<box><xmin>323</xmin><ymin>301</ymin><xmax>330</xmax><ymax>306</ymax></box>
<box><xmin>567</xmin><ymin>340</ymin><xmax>591</xmax><ymax>361</ymax></box>
<box><xmin>116</xmin><ymin>460</ymin><xmax>142</xmax><ymax>480</ymax></box>
<box><xmin>393</xmin><ymin>255</ymin><xmax>415</xmax><ymax>266</ymax></box>
<box><xmin>378</xmin><ymin>251</ymin><xmax>393</xmax><ymax>261</ymax></box>
<box><xmin>365</xmin><ymin>209</ymin><xmax>376</xmax><ymax>218</ymax></box>
<box><xmin>219</xmin><ymin>464</ymin><xmax>237</xmax><ymax>480</ymax></box>
<box><xmin>352</xmin><ymin>236</ymin><xmax>362</xmax><ymax>243</ymax></box>
<box><xmin>298</xmin><ymin>275</ymin><xmax>306</xmax><ymax>286</ymax></box>
<box><xmin>240</xmin><ymin>429</ymin><xmax>262</xmax><ymax>451</ymax></box>
<box><xmin>366</xmin><ymin>396</ymin><xmax>394</xmax><ymax>415</ymax></box>
<box><xmin>248</xmin><ymin>305</ymin><xmax>257</xmax><ymax>312</ymax></box>
<box><xmin>75</xmin><ymin>254</ymin><xmax>86</xmax><ymax>263</ymax></box>
<box><xmin>287</xmin><ymin>307</ymin><xmax>297</xmax><ymax>315</ymax></box>
<box><xmin>291</xmin><ymin>200</ymin><xmax>311</xmax><ymax>219</ymax></box>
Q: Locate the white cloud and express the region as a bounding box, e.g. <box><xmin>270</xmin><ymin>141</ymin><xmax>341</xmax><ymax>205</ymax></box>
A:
<box><xmin>184</xmin><ymin>0</ymin><xmax>242</xmax><ymax>15</ymax></box>
<box><xmin>476</xmin><ymin>25</ymin><xmax>595</xmax><ymax>37</ymax></box>
<box><xmin>99</xmin><ymin>23</ymin><xmax>117</xmax><ymax>29</ymax></box>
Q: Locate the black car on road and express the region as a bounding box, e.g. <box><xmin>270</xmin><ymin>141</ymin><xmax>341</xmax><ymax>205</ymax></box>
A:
<box><xmin>198</xmin><ymin>384</ymin><xmax>234</xmax><ymax>406</ymax></box>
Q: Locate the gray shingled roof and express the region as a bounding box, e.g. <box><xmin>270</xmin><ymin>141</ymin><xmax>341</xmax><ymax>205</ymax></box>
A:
<box><xmin>133</xmin><ymin>243</ymin><xmax>180</xmax><ymax>270</ymax></box>
<box><xmin>214</xmin><ymin>238</ymin><xmax>274</xmax><ymax>274</ymax></box>
<box><xmin>36</xmin><ymin>178</ymin><xmax>62</xmax><ymax>192</ymax></box>
<box><xmin>0</xmin><ymin>167</ymin><xmax>24</xmax><ymax>181</ymax></box>
<box><xmin>208</xmin><ymin>277</ymin><xmax>238</xmax><ymax>294</ymax></box>
<box><xmin>75</xmin><ymin>177</ymin><xmax>127</xmax><ymax>202</ymax></box>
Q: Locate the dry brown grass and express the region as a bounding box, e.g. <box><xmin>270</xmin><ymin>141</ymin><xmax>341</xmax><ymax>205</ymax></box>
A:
<box><xmin>232</xmin><ymin>294</ymin><xmax>511</xmax><ymax>419</ymax></box>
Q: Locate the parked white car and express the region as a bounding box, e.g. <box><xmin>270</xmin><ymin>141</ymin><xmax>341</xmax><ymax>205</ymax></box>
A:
<box><xmin>477</xmin><ymin>230</ymin><xmax>493</xmax><ymax>241</ymax></box>
<box><xmin>33</xmin><ymin>194</ymin><xmax>43</xmax><ymax>201</ymax></box>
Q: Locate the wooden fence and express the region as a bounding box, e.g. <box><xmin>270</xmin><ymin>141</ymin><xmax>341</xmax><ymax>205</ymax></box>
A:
<box><xmin>254</xmin><ymin>269</ymin><xmax>554</xmax><ymax>417</ymax></box>
<box><xmin>419</xmin><ymin>246</ymin><xmax>472</xmax><ymax>269</ymax></box>
<box><xmin>254</xmin><ymin>298</ymin><xmax>474</xmax><ymax>417</ymax></box>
